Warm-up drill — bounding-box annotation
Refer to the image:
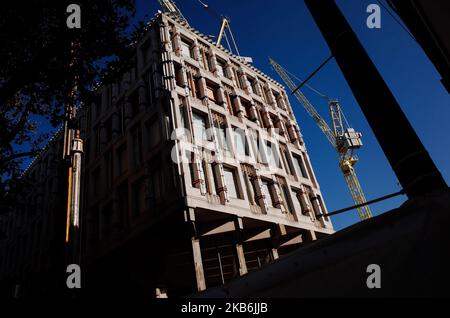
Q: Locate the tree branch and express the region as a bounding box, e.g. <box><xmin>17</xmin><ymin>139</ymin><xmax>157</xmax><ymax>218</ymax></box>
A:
<box><xmin>0</xmin><ymin>151</ymin><xmax>36</xmax><ymax>165</ymax></box>
<box><xmin>2</xmin><ymin>101</ymin><xmax>33</xmax><ymax>147</ymax></box>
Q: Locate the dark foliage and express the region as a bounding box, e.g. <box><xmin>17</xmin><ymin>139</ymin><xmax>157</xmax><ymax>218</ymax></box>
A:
<box><xmin>0</xmin><ymin>0</ymin><xmax>144</xmax><ymax>208</ymax></box>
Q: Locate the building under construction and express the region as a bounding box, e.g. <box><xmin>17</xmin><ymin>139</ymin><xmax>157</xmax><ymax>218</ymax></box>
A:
<box><xmin>0</xmin><ymin>11</ymin><xmax>334</xmax><ymax>297</ymax></box>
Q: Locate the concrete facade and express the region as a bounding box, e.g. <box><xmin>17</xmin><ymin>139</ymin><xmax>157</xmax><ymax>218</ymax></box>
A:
<box><xmin>0</xmin><ymin>12</ymin><xmax>333</xmax><ymax>297</ymax></box>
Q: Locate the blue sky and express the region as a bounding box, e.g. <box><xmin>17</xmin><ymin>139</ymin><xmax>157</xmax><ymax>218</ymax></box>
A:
<box><xmin>133</xmin><ymin>0</ymin><xmax>450</xmax><ymax>230</ymax></box>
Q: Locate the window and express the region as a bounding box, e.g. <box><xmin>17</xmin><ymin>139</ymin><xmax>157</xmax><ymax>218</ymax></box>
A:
<box><xmin>293</xmin><ymin>154</ymin><xmax>308</xmax><ymax>179</ymax></box>
<box><xmin>249</xmin><ymin>77</ymin><xmax>259</xmax><ymax>96</ymax></box>
<box><xmin>232</xmin><ymin>67</ymin><xmax>241</xmax><ymax>89</ymax></box>
<box><xmin>206</xmin><ymin>81</ymin><xmax>220</xmax><ymax>103</ymax></box>
<box><xmin>216</xmin><ymin>59</ymin><xmax>226</xmax><ymax>77</ymax></box>
<box><xmin>206</xmin><ymin>52</ymin><xmax>213</xmax><ymax>72</ymax></box>
<box><xmin>281</xmin><ymin>146</ymin><xmax>294</xmax><ymax>175</ymax></box>
<box><xmin>225</xmin><ymin>90</ymin><xmax>236</xmax><ymax>116</ymax></box>
<box><xmin>223</xmin><ymin>166</ymin><xmax>240</xmax><ymax>199</ymax></box>
<box><xmin>273</xmin><ymin>91</ymin><xmax>284</xmax><ymax>109</ymax></box>
<box><xmin>267</xmin><ymin>142</ymin><xmax>281</xmax><ymax>168</ymax></box>
<box><xmin>216</xmin><ymin>125</ymin><xmax>228</xmax><ymax>151</ymax></box>
<box><xmin>117</xmin><ymin>145</ymin><xmax>127</xmax><ymax>176</ymax></box>
<box><xmin>192</xmin><ymin>111</ymin><xmax>208</xmax><ymax>141</ymax></box>
<box><xmin>277</xmin><ymin>176</ymin><xmax>293</xmax><ymax>214</ymax></box>
<box><xmin>233</xmin><ymin>127</ymin><xmax>249</xmax><ymax>157</ymax></box>
<box><xmin>131</xmin><ymin>125</ymin><xmax>142</xmax><ymax>168</ymax></box>
<box><xmin>105</xmin><ymin>150</ymin><xmax>113</xmax><ymax>188</ymax></box>
<box><xmin>241</xmin><ymin>99</ymin><xmax>254</xmax><ymax>121</ymax></box>
<box><xmin>212</xmin><ymin>113</ymin><xmax>228</xmax><ymax>151</ymax></box>
<box><xmin>146</xmin><ymin>118</ymin><xmax>161</xmax><ymax>151</ymax></box>
<box><xmin>181</xmin><ymin>38</ymin><xmax>193</xmax><ymax>58</ymax></box>
<box><xmin>303</xmin><ymin>155</ymin><xmax>317</xmax><ymax>187</ymax></box>
<box><xmin>261</xmin><ymin>179</ymin><xmax>274</xmax><ymax>207</ymax></box>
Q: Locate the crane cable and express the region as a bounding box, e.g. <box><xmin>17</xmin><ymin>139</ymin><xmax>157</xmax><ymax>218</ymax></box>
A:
<box><xmin>196</xmin><ymin>0</ymin><xmax>239</xmax><ymax>55</ymax></box>
<box><xmin>272</xmin><ymin>61</ymin><xmax>355</xmax><ymax>129</ymax></box>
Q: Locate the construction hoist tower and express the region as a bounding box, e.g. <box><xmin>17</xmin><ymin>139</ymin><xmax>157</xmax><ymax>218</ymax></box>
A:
<box><xmin>269</xmin><ymin>58</ymin><xmax>372</xmax><ymax>220</ymax></box>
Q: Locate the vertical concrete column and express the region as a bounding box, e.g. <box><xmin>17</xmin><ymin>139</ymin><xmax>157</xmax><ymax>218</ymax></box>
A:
<box><xmin>254</xmin><ymin>78</ymin><xmax>264</xmax><ymax>97</ymax></box>
<box><xmin>235</xmin><ymin>243</ymin><xmax>248</xmax><ymax>276</ymax></box>
<box><xmin>225</xmin><ymin>62</ymin><xmax>235</xmax><ymax>82</ymax></box>
<box><xmin>260</xmin><ymin>107</ymin><xmax>273</xmax><ymax>129</ymax></box>
<box><xmin>276</xmin><ymin>94</ymin><xmax>287</xmax><ymax>110</ymax></box>
<box><xmin>122</xmin><ymin>72</ymin><xmax>131</xmax><ymax>93</ymax></box>
<box><xmin>212</xmin><ymin>161</ymin><xmax>229</xmax><ymax>204</ymax></box>
<box><xmin>179</xmin><ymin>62</ymin><xmax>190</xmax><ymax>92</ymax></box>
<box><xmin>159</xmin><ymin>20</ymin><xmax>172</xmax><ymax>52</ymax></box>
<box><xmin>273</xmin><ymin>114</ymin><xmax>287</xmax><ymax>136</ymax></box>
<box><xmin>239</xmin><ymin>68</ymin><xmax>251</xmax><ymax>95</ymax></box>
<box><xmin>111</xmin><ymin>191</ymin><xmax>121</xmax><ymax>236</ymax></box>
<box><xmin>233</xmin><ymin>95</ymin><xmax>245</xmax><ymax>120</ymax></box>
<box><xmin>248</xmin><ymin>101</ymin><xmax>260</xmax><ymax>126</ymax></box>
<box><xmin>197</xmin><ymin>76</ymin><xmax>208</xmax><ymax>106</ymax></box>
<box><xmin>264</xmin><ymin>85</ymin><xmax>276</xmax><ymax>108</ymax></box>
<box><xmin>161</xmin><ymin>51</ymin><xmax>176</xmax><ymax>91</ymax></box>
<box><xmin>270</xmin><ymin>247</ymin><xmax>279</xmax><ymax>260</ymax></box>
<box><xmin>111</xmin><ymin>83</ymin><xmax>119</xmax><ymax>107</ymax></box>
<box><xmin>99</xmin><ymin>122</ymin><xmax>107</xmax><ymax>147</ymax></box>
<box><xmin>234</xmin><ymin>218</ymin><xmax>248</xmax><ymax>276</ymax></box>
<box><xmin>298</xmin><ymin>185</ymin><xmax>315</xmax><ymax>222</ymax></box>
<box><xmin>192</xmin><ymin>39</ymin><xmax>202</xmax><ymax>64</ymax></box>
<box><xmin>252</xmin><ymin>173</ymin><xmax>269</xmax><ymax>214</ymax></box>
<box><xmin>270</xmin><ymin>179</ymin><xmax>287</xmax><ymax>214</ymax></box>
<box><xmin>310</xmin><ymin>194</ymin><xmax>325</xmax><ymax>227</ymax></box>
<box><xmin>111</xmin><ymin>111</ymin><xmax>120</xmax><ymax>138</ymax></box>
<box><xmin>191</xmin><ymin>237</ymin><xmax>206</xmax><ymax>292</ymax></box>
<box><xmin>155</xmin><ymin>288</ymin><xmax>168</xmax><ymax>298</ymax></box>
<box><xmin>138</xmin><ymin>81</ymin><xmax>148</xmax><ymax>112</ymax></box>
<box><xmin>307</xmin><ymin>230</ymin><xmax>317</xmax><ymax>241</ymax></box>
<box><xmin>124</xmin><ymin>98</ymin><xmax>133</xmax><ymax>125</ymax></box>
<box><xmin>192</xmin><ymin>147</ymin><xmax>206</xmax><ymax>195</ymax></box>
<box><xmin>287</xmin><ymin>122</ymin><xmax>301</xmax><ymax>147</ymax></box>
<box><xmin>208</xmin><ymin>49</ymin><xmax>219</xmax><ymax>76</ymax></box>
<box><xmin>216</xmin><ymin>85</ymin><xmax>227</xmax><ymax>110</ymax></box>
<box><xmin>172</xmin><ymin>26</ymin><xmax>182</xmax><ymax>56</ymax></box>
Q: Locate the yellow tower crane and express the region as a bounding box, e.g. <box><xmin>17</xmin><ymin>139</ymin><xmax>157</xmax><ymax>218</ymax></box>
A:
<box><xmin>269</xmin><ymin>58</ymin><xmax>372</xmax><ymax>220</ymax></box>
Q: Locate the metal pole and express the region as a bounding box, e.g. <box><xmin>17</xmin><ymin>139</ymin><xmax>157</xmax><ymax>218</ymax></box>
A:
<box><xmin>63</xmin><ymin>40</ymin><xmax>83</xmax><ymax>267</ymax></box>
<box><xmin>304</xmin><ymin>0</ymin><xmax>447</xmax><ymax>198</ymax></box>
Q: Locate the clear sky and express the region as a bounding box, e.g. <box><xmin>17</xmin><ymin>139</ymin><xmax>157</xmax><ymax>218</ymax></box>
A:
<box><xmin>132</xmin><ymin>0</ymin><xmax>450</xmax><ymax>230</ymax></box>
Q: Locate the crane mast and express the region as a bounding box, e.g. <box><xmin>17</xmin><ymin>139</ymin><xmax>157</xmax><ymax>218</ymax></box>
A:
<box><xmin>269</xmin><ymin>58</ymin><xmax>372</xmax><ymax>220</ymax></box>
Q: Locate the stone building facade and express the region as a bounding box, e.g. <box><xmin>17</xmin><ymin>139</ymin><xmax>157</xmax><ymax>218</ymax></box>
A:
<box><xmin>0</xmin><ymin>12</ymin><xmax>333</xmax><ymax>297</ymax></box>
